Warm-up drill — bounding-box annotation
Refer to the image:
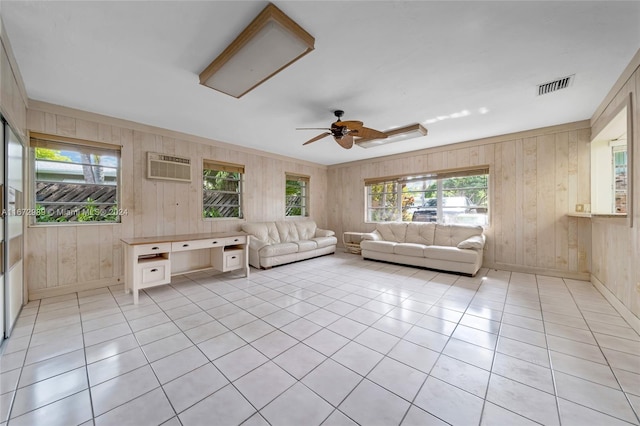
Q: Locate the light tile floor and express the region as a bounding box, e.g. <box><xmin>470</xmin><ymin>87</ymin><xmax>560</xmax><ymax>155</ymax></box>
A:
<box><xmin>1</xmin><ymin>252</ymin><xmax>640</xmax><ymax>426</ymax></box>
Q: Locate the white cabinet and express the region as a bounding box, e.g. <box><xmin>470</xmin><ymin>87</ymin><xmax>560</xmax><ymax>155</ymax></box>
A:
<box><xmin>127</xmin><ymin>245</ymin><xmax>171</xmax><ymax>303</ymax></box>
<box><xmin>138</xmin><ymin>256</ymin><xmax>171</xmax><ymax>286</ymax></box>
<box><xmin>213</xmin><ymin>247</ymin><xmax>245</xmax><ymax>272</ymax></box>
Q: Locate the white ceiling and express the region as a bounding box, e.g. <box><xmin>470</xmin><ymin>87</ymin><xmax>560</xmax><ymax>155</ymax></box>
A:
<box><xmin>2</xmin><ymin>1</ymin><xmax>639</xmax><ymax>166</ymax></box>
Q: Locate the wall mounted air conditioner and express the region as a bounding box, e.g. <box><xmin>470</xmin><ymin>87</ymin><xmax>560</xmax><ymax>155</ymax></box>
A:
<box><xmin>147</xmin><ymin>152</ymin><xmax>191</xmax><ymax>182</ymax></box>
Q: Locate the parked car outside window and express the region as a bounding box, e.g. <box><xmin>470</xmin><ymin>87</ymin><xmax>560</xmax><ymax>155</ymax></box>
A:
<box><xmin>412</xmin><ymin>196</ymin><xmax>479</xmax><ymax>223</ymax></box>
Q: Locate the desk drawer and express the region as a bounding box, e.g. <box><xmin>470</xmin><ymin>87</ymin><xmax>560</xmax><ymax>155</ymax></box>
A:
<box><xmin>224</xmin><ymin>249</ymin><xmax>244</xmax><ymax>271</ymax></box>
<box><xmin>134</xmin><ymin>243</ymin><xmax>171</xmax><ymax>257</ymax></box>
<box><xmin>138</xmin><ymin>259</ymin><xmax>171</xmax><ymax>286</ymax></box>
<box><xmin>223</xmin><ymin>235</ymin><xmax>247</xmax><ymax>246</ymax></box>
<box><xmin>171</xmin><ymin>238</ymin><xmax>227</xmax><ymax>252</ymax></box>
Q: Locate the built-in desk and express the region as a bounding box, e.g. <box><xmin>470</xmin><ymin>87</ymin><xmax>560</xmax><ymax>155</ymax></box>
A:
<box><xmin>121</xmin><ymin>232</ymin><xmax>250</xmax><ymax>304</ymax></box>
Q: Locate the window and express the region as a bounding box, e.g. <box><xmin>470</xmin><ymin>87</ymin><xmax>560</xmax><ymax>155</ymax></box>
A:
<box><xmin>591</xmin><ymin>93</ymin><xmax>632</xmax><ymax>219</ymax></box>
<box><xmin>365</xmin><ymin>168</ymin><xmax>489</xmax><ymax>226</ymax></box>
<box><xmin>285</xmin><ymin>173</ymin><xmax>309</xmax><ymax>217</ymax></box>
<box><xmin>613</xmin><ymin>144</ymin><xmax>628</xmax><ymax>213</ymax></box>
<box><xmin>31</xmin><ymin>133</ymin><xmax>121</xmax><ymax>223</ymax></box>
<box><xmin>203</xmin><ymin>160</ymin><xmax>244</xmax><ymax>219</ymax></box>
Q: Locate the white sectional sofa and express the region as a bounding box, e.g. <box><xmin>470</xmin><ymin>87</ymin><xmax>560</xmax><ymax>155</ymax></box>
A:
<box><xmin>241</xmin><ymin>220</ymin><xmax>337</xmax><ymax>269</ymax></box>
<box><xmin>360</xmin><ymin>222</ymin><xmax>486</xmax><ymax>276</ymax></box>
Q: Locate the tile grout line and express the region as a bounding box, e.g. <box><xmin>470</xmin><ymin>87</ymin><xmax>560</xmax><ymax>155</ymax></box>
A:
<box><xmin>559</xmin><ymin>277</ymin><xmax>640</xmax><ymax>425</ymax></box>
<box><xmin>2</xmin><ymin>299</ymin><xmax>39</xmax><ymax>425</ymax></box>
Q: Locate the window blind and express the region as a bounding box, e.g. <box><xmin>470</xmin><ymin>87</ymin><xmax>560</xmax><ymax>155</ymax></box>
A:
<box><xmin>203</xmin><ymin>159</ymin><xmax>245</xmax><ymax>174</ymax></box>
<box><xmin>364</xmin><ymin>167</ymin><xmax>489</xmax><ymax>186</ymax></box>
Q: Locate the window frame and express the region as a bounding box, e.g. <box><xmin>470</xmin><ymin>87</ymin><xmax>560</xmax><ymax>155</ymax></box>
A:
<box><xmin>285</xmin><ymin>173</ymin><xmax>309</xmax><ymax>217</ymax></box>
<box><xmin>30</xmin><ymin>132</ymin><xmax>122</xmax><ymax>226</ymax></box>
<box><xmin>364</xmin><ymin>167</ymin><xmax>490</xmax><ymax>226</ymax></box>
<box><xmin>590</xmin><ymin>93</ymin><xmax>632</xmax><ymax>225</ymax></box>
<box><xmin>202</xmin><ymin>159</ymin><xmax>245</xmax><ymax>220</ymax></box>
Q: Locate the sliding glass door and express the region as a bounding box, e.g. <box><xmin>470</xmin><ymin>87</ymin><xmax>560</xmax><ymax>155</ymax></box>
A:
<box><xmin>3</xmin><ymin>119</ymin><xmax>24</xmax><ymax>339</ymax></box>
<box><xmin>0</xmin><ymin>121</ymin><xmax>4</xmax><ymax>343</ymax></box>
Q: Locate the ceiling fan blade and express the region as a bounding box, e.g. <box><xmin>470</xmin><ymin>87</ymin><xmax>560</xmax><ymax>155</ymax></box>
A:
<box><xmin>303</xmin><ymin>132</ymin><xmax>331</xmax><ymax>145</ymax></box>
<box><xmin>334</xmin><ymin>120</ymin><xmax>363</xmax><ymax>129</ymax></box>
<box><xmin>335</xmin><ymin>134</ymin><xmax>354</xmax><ymax>149</ymax></box>
<box><xmin>352</xmin><ymin>127</ymin><xmax>387</xmax><ymax>140</ymax></box>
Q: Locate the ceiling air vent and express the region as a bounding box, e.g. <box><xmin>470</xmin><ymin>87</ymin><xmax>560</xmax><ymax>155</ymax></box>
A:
<box><xmin>537</xmin><ymin>75</ymin><xmax>574</xmax><ymax>96</ymax></box>
<box><xmin>147</xmin><ymin>152</ymin><xmax>191</xmax><ymax>182</ymax></box>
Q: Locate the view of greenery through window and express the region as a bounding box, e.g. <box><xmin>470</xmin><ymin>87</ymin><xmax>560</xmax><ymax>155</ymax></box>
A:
<box><xmin>285</xmin><ymin>176</ymin><xmax>308</xmax><ymax>217</ymax></box>
<box><xmin>33</xmin><ymin>142</ymin><xmax>120</xmax><ymax>223</ymax></box>
<box><xmin>202</xmin><ymin>168</ymin><xmax>243</xmax><ymax>218</ymax></box>
<box><xmin>366</xmin><ymin>173</ymin><xmax>489</xmax><ymax>226</ymax></box>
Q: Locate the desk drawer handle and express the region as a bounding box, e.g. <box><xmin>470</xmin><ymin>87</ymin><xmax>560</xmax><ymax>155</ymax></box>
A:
<box><xmin>150</xmin><ymin>268</ymin><xmax>158</xmax><ymax>272</ymax></box>
<box><xmin>234</xmin><ymin>239</ymin><xmax>239</xmax><ymax>242</ymax></box>
<box><xmin>182</xmin><ymin>244</ymin><xmax>189</xmax><ymax>247</ymax></box>
<box><xmin>213</xmin><ymin>241</ymin><xmax>218</xmax><ymax>244</ymax></box>
<box><xmin>151</xmin><ymin>247</ymin><xmax>159</xmax><ymax>250</ymax></box>
<box><xmin>231</xmin><ymin>256</ymin><xmax>236</xmax><ymax>259</ymax></box>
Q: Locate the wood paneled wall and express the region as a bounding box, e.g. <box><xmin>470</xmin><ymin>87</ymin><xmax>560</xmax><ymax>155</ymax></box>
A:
<box><xmin>327</xmin><ymin>122</ymin><xmax>592</xmax><ymax>280</ymax></box>
<box><xmin>0</xmin><ymin>18</ymin><xmax>28</xmax><ymax>138</ymax></box>
<box><xmin>590</xmin><ymin>49</ymin><xmax>640</xmax><ymax>320</ymax></box>
<box><xmin>26</xmin><ymin>102</ymin><xmax>328</xmax><ymax>299</ymax></box>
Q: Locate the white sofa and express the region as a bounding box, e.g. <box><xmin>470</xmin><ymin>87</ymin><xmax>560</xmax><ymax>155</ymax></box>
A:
<box><xmin>241</xmin><ymin>220</ymin><xmax>337</xmax><ymax>269</ymax></box>
<box><xmin>360</xmin><ymin>222</ymin><xmax>486</xmax><ymax>276</ymax></box>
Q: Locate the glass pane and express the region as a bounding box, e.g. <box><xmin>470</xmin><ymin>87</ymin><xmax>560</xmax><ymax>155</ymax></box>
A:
<box><xmin>613</xmin><ymin>147</ymin><xmax>627</xmax><ymax>213</ymax></box>
<box><xmin>34</xmin><ymin>145</ymin><xmax>120</xmax><ymax>223</ymax></box>
<box><xmin>367</xmin><ymin>173</ymin><xmax>489</xmax><ymax>226</ymax></box>
<box><xmin>202</xmin><ymin>167</ymin><xmax>243</xmax><ymax>218</ymax></box>
<box><xmin>285</xmin><ymin>179</ymin><xmax>307</xmax><ymax>216</ymax></box>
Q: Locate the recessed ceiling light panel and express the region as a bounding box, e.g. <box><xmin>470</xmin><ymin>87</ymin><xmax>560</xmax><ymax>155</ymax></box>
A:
<box><xmin>199</xmin><ymin>3</ymin><xmax>315</xmax><ymax>98</ymax></box>
<box><xmin>356</xmin><ymin>123</ymin><xmax>428</xmax><ymax>148</ymax></box>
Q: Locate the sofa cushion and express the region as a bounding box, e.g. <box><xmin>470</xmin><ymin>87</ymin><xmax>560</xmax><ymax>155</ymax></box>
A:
<box><xmin>275</xmin><ymin>221</ymin><xmax>300</xmax><ymax>242</ymax></box>
<box><xmin>260</xmin><ymin>242</ymin><xmax>299</xmax><ymax>257</ymax></box>
<box><xmin>313</xmin><ymin>236</ymin><xmax>338</xmax><ymax>249</ymax></box>
<box><xmin>295</xmin><ymin>240</ymin><xmax>318</xmax><ymax>251</ymax></box>
<box><xmin>360</xmin><ymin>240</ymin><xmax>397</xmax><ymax>254</ymax></box>
<box><xmin>242</xmin><ymin>222</ymin><xmax>281</xmax><ymax>244</ymax></box>
<box><xmin>406</xmin><ymin>223</ymin><xmax>436</xmax><ymax>245</ymax></box>
<box><xmin>394</xmin><ymin>243</ymin><xmax>427</xmax><ymax>257</ymax></box>
<box><xmin>424</xmin><ymin>246</ymin><xmax>479</xmax><ymax>264</ymax></box>
<box><xmin>295</xmin><ymin>221</ymin><xmax>317</xmax><ymax>240</ymax></box>
<box><xmin>434</xmin><ymin>224</ymin><xmax>483</xmax><ymax>247</ymax></box>
<box><xmin>457</xmin><ymin>235</ymin><xmax>485</xmax><ymax>250</ymax></box>
<box><xmin>375</xmin><ymin>223</ymin><xmax>408</xmax><ymax>242</ymax></box>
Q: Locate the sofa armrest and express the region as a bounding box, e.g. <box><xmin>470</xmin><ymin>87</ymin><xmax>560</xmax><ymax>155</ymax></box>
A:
<box><xmin>315</xmin><ymin>228</ymin><xmax>335</xmax><ymax>238</ymax></box>
<box><xmin>249</xmin><ymin>238</ymin><xmax>269</xmax><ymax>251</ymax></box>
<box><xmin>457</xmin><ymin>234</ymin><xmax>485</xmax><ymax>250</ymax></box>
<box><xmin>361</xmin><ymin>231</ymin><xmax>382</xmax><ymax>241</ymax></box>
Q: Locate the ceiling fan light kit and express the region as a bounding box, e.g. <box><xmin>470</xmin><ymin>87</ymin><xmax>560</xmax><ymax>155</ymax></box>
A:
<box><xmin>356</xmin><ymin>123</ymin><xmax>428</xmax><ymax>148</ymax></box>
<box><xmin>298</xmin><ymin>110</ymin><xmax>388</xmax><ymax>149</ymax></box>
<box><xmin>199</xmin><ymin>3</ymin><xmax>315</xmax><ymax>98</ymax></box>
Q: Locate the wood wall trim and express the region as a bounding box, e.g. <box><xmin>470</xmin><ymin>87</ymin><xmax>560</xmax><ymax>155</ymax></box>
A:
<box><xmin>487</xmin><ymin>262</ymin><xmax>590</xmax><ymax>281</ymax></box>
<box><xmin>591</xmin><ymin>48</ymin><xmax>640</xmax><ymax>126</ymax></box>
<box><xmin>591</xmin><ymin>274</ymin><xmax>640</xmax><ymax>335</ymax></box>
<box><xmin>0</xmin><ymin>17</ymin><xmax>28</xmax><ymax>108</ymax></box>
<box><xmin>329</xmin><ymin>120</ymin><xmax>591</xmax><ymax>170</ymax></box>
<box><xmin>28</xmin><ymin>100</ymin><xmax>327</xmax><ymax>170</ymax></box>
<box><xmin>28</xmin><ymin>277</ymin><xmax>122</xmax><ymax>301</ymax></box>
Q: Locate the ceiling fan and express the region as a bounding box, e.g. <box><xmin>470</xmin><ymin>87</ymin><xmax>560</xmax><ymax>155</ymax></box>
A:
<box><xmin>297</xmin><ymin>110</ymin><xmax>387</xmax><ymax>149</ymax></box>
